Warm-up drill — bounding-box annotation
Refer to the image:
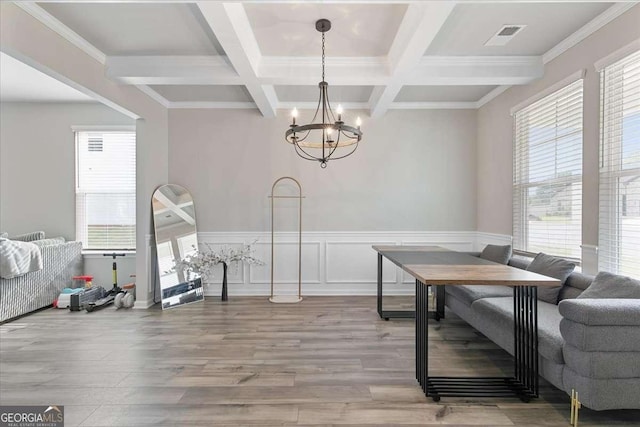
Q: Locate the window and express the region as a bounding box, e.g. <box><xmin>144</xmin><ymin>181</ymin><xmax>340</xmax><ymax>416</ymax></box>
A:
<box><xmin>513</xmin><ymin>78</ymin><xmax>583</xmax><ymax>259</ymax></box>
<box><xmin>76</xmin><ymin>130</ymin><xmax>136</xmax><ymax>250</ymax></box>
<box><xmin>599</xmin><ymin>50</ymin><xmax>640</xmax><ymax>278</ymax></box>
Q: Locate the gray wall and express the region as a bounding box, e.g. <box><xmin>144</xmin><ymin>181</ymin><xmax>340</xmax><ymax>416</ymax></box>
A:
<box><xmin>0</xmin><ymin>102</ymin><xmax>135</xmax><ymax>239</ymax></box>
<box><xmin>168</xmin><ymin>108</ymin><xmax>478</xmax><ymax>232</ymax></box>
<box><xmin>477</xmin><ymin>5</ymin><xmax>640</xmax><ymax>249</ymax></box>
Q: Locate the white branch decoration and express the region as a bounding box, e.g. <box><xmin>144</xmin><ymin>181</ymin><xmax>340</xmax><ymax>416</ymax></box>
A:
<box><xmin>172</xmin><ymin>239</ymin><xmax>264</xmax><ymax>281</ymax></box>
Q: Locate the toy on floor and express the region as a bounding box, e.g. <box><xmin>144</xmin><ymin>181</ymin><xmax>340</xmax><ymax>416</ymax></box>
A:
<box><xmin>114</xmin><ymin>282</ymin><xmax>136</xmax><ymax>309</ymax></box>
<box><xmin>54</xmin><ymin>288</ymin><xmax>84</xmax><ymax>309</ymax></box>
<box><xmin>85</xmin><ymin>253</ymin><xmax>126</xmax><ymax>312</ymax></box>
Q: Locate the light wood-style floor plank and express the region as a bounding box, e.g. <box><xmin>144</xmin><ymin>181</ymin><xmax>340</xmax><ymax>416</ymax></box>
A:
<box><xmin>1</xmin><ymin>296</ymin><xmax>639</xmax><ymax>426</ymax></box>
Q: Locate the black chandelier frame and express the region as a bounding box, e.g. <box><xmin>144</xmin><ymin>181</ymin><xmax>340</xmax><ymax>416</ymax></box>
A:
<box><xmin>284</xmin><ymin>19</ymin><xmax>363</xmax><ymax>168</ymax></box>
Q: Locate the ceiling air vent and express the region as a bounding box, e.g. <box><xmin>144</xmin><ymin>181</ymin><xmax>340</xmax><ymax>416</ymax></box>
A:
<box><xmin>88</xmin><ymin>137</ymin><xmax>103</xmax><ymax>152</ymax></box>
<box><xmin>484</xmin><ymin>25</ymin><xmax>526</xmax><ymax>46</ymax></box>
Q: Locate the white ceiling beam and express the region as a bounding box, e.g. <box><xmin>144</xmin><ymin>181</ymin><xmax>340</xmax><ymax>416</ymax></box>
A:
<box><xmin>153</xmin><ymin>192</ymin><xmax>196</xmax><ymax>226</ymax></box>
<box><xmin>104</xmin><ymin>55</ymin><xmax>542</xmax><ymax>87</ymax></box>
<box><xmin>106</xmin><ymin>56</ymin><xmax>242</xmax><ymax>85</ymax></box>
<box><xmin>196</xmin><ymin>2</ymin><xmax>277</xmax><ymax>118</ymax></box>
<box><xmin>406</xmin><ymin>56</ymin><xmax>544</xmax><ymax>85</ymax></box>
<box><xmin>259</xmin><ymin>57</ymin><xmax>389</xmax><ymax>86</ymax></box>
<box><xmin>368</xmin><ymin>2</ymin><xmax>456</xmax><ymax>118</ymax></box>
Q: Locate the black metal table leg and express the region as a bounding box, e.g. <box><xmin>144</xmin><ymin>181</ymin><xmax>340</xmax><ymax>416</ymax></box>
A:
<box><xmin>435</xmin><ymin>285</ymin><xmax>445</xmax><ymax>321</ymax></box>
<box><xmin>377</xmin><ymin>253</ymin><xmax>416</xmax><ymax>320</ymax></box>
<box><xmin>416</xmin><ymin>282</ymin><xmax>539</xmax><ymax>402</ymax></box>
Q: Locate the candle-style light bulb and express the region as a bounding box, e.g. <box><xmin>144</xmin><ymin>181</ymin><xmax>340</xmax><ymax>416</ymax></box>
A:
<box><xmin>356</xmin><ymin>116</ymin><xmax>362</xmax><ymax>129</ymax></box>
<box><xmin>291</xmin><ymin>107</ymin><xmax>298</xmax><ymax>125</ymax></box>
<box><xmin>326</xmin><ymin>127</ymin><xmax>333</xmax><ymax>136</ymax></box>
<box><xmin>336</xmin><ymin>104</ymin><xmax>343</xmax><ymax>121</ymax></box>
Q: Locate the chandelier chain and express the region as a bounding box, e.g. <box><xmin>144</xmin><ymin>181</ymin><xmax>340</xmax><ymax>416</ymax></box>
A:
<box><xmin>321</xmin><ymin>32</ymin><xmax>325</xmax><ymax>82</ymax></box>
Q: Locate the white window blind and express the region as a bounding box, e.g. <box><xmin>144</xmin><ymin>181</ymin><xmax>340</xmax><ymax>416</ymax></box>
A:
<box><xmin>76</xmin><ymin>131</ymin><xmax>136</xmax><ymax>250</ymax></box>
<box><xmin>513</xmin><ymin>79</ymin><xmax>583</xmax><ymax>259</ymax></box>
<box><xmin>599</xmin><ymin>49</ymin><xmax>640</xmax><ymax>278</ymax></box>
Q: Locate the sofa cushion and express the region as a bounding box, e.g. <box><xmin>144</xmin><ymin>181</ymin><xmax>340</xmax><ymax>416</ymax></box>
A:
<box><xmin>577</xmin><ymin>271</ymin><xmax>640</xmax><ymax>299</ymax></box>
<box><xmin>0</xmin><ymin>232</ymin><xmax>7</xmax><ymax>239</ymax></box>
<box><xmin>10</xmin><ymin>231</ymin><xmax>45</xmax><ymax>242</ymax></box>
<box><xmin>558</xmin><ymin>298</ymin><xmax>640</xmax><ymax>326</ymax></box>
<box><xmin>445</xmin><ymin>285</ymin><xmax>512</xmax><ymax>307</ymax></box>
<box><xmin>563</xmin><ymin>343</ymin><xmax>640</xmax><ymax>379</ymax></box>
<box><xmin>472</xmin><ymin>296</ymin><xmax>565</xmax><ymax>363</ymax></box>
<box><xmin>559</xmin><ymin>272</ymin><xmax>593</xmax><ymax>301</ymax></box>
<box><xmin>526</xmin><ymin>253</ymin><xmax>575</xmax><ymax>304</ymax></box>
<box><xmin>560</xmin><ymin>318</ymin><xmax>640</xmax><ymax>352</ymax></box>
<box><xmin>479</xmin><ymin>245</ymin><xmax>512</xmax><ymax>265</ymax></box>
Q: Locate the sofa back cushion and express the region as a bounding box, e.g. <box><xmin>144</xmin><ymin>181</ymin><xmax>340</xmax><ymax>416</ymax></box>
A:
<box><xmin>31</xmin><ymin>237</ymin><xmax>66</xmax><ymax>247</ymax></box>
<box><xmin>526</xmin><ymin>253</ymin><xmax>576</xmax><ymax>304</ymax></box>
<box><xmin>577</xmin><ymin>271</ymin><xmax>640</xmax><ymax>299</ymax></box>
<box><xmin>479</xmin><ymin>244</ymin><xmax>512</xmax><ymax>265</ymax></box>
<box><xmin>10</xmin><ymin>231</ymin><xmax>45</xmax><ymax>242</ymax></box>
<box><xmin>559</xmin><ymin>272</ymin><xmax>593</xmax><ymax>301</ymax></box>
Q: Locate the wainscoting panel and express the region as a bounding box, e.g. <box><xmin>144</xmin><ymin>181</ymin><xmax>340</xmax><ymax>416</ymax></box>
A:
<box><xmin>325</xmin><ymin>241</ymin><xmax>397</xmax><ymax>284</ymax></box>
<box><xmin>190</xmin><ymin>231</ymin><xmax>484</xmax><ymax>297</ymax></box>
<box><xmin>249</xmin><ymin>241</ymin><xmax>321</xmax><ymax>284</ymax></box>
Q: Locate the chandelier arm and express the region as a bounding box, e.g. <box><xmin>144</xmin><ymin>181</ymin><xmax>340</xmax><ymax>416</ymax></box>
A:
<box><xmin>323</xmin><ymin>141</ymin><xmax>359</xmax><ymax>161</ymax></box>
<box><xmin>340</xmin><ymin>130</ymin><xmax>360</xmax><ymax>139</ymax></box>
<box><xmin>310</xmin><ymin>89</ymin><xmax>322</xmax><ymax>124</ymax></box>
<box><xmin>325</xmin><ymin>131</ymin><xmax>342</xmax><ymax>158</ymax></box>
<box><xmin>323</xmin><ymin>88</ymin><xmax>338</xmax><ymax>123</ymax></box>
<box><xmin>294</xmin><ymin>140</ymin><xmax>323</xmax><ymax>161</ymax></box>
<box><xmin>294</xmin><ymin>130</ymin><xmax>312</xmax><ymax>143</ymax></box>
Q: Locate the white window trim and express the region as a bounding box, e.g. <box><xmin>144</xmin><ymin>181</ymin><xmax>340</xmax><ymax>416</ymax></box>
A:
<box><xmin>71</xmin><ymin>125</ymin><xmax>135</xmax><ymax>132</ymax></box>
<box><xmin>594</xmin><ymin>38</ymin><xmax>640</xmax><ymax>72</ymax></box>
<box><xmin>510</xmin><ymin>69</ymin><xmax>586</xmax><ymax>116</ymax></box>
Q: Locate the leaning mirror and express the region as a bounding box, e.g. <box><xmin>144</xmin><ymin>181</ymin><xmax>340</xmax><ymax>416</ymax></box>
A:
<box><xmin>152</xmin><ymin>184</ymin><xmax>204</xmax><ymax>309</ymax></box>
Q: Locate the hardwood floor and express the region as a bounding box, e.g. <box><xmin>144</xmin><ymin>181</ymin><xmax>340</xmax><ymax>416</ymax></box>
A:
<box><xmin>1</xmin><ymin>296</ymin><xmax>639</xmax><ymax>426</ymax></box>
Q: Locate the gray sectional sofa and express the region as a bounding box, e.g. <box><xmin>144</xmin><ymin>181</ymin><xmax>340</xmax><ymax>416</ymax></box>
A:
<box><xmin>445</xmin><ymin>254</ymin><xmax>640</xmax><ymax>411</ymax></box>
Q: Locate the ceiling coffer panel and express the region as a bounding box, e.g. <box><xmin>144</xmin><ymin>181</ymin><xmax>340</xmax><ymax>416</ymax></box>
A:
<box><xmin>39</xmin><ymin>3</ymin><xmax>224</xmax><ymax>56</ymax></box>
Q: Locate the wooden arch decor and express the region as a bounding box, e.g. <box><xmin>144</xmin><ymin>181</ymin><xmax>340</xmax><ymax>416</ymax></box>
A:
<box><xmin>269</xmin><ymin>177</ymin><xmax>304</xmax><ymax>303</ymax></box>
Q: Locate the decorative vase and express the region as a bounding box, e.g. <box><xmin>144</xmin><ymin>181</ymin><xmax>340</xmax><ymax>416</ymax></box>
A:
<box><xmin>221</xmin><ymin>262</ymin><xmax>228</xmax><ymax>301</ymax></box>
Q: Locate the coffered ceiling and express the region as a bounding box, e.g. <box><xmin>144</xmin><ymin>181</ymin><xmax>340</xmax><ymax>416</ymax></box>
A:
<box><xmin>9</xmin><ymin>1</ymin><xmax>637</xmax><ymax>117</ymax></box>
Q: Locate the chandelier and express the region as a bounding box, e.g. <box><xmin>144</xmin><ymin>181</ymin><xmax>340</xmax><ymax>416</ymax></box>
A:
<box><xmin>285</xmin><ymin>19</ymin><xmax>363</xmax><ymax>168</ymax></box>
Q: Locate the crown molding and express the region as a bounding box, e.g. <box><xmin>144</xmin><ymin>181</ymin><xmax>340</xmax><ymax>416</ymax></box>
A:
<box><xmin>542</xmin><ymin>3</ymin><xmax>637</xmax><ymax>65</ymax></box>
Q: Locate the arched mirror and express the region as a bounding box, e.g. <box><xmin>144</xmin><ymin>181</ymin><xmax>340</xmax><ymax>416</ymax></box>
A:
<box><xmin>152</xmin><ymin>184</ymin><xmax>204</xmax><ymax>309</ymax></box>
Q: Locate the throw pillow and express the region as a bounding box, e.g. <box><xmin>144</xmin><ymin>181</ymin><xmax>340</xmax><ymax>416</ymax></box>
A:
<box><xmin>31</xmin><ymin>237</ymin><xmax>66</xmax><ymax>247</ymax></box>
<box><xmin>526</xmin><ymin>253</ymin><xmax>576</xmax><ymax>304</ymax></box>
<box><xmin>10</xmin><ymin>231</ymin><xmax>45</xmax><ymax>242</ymax></box>
<box><xmin>479</xmin><ymin>244</ymin><xmax>512</xmax><ymax>265</ymax></box>
<box><xmin>577</xmin><ymin>271</ymin><xmax>640</xmax><ymax>299</ymax></box>
<box><xmin>0</xmin><ymin>232</ymin><xmax>7</xmax><ymax>239</ymax></box>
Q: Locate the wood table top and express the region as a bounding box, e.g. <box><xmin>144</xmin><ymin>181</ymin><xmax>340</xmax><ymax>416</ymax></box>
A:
<box><xmin>373</xmin><ymin>245</ymin><xmax>560</xmax><ymax>287</ymax></box>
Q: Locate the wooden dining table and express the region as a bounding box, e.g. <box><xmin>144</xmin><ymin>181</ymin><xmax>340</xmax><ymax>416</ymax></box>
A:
<box><xmin>372</xmin><ymin>245</ymin><xmax>560</xmax><ymax>402</ymax></box>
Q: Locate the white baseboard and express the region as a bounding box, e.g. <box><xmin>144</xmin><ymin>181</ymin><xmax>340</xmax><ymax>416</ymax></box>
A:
<box><xmin>133</xmin><ymin>299</ymin><xmax>155</xmax><ymax>309</ymax></box>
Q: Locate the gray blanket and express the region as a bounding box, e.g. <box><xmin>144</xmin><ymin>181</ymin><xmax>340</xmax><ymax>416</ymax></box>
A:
<box><xmin>0</xmin><ymin>238</ymin><xmax>43</xmax><ymax>279</ymax></box>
